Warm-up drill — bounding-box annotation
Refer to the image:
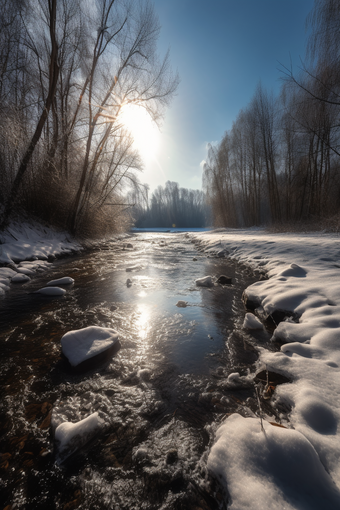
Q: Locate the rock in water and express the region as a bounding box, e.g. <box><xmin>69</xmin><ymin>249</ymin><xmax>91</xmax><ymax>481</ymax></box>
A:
<box><xmin>46</xmin><ymin>277</ymin><xmax>74</xmax><ymax>286</ymax></box>
<box><xmin>35</xmin><ymin>286</ymin><xmax>66</xmax><ymax>296</ymax></box>
<box><xmin>176</xmin><ymin>300</ymin><xmax>188</xmax><ymax>307</ymax></box>
<box><xmin>243</xmin><ymin>313</ymin><xmax>263</xmax><ymax>330</ymax></box>
<box><xmin>195</xmin><ymin>275</ymin><xmax>214</xmax><ymax>287</ymax></box>
<box><xmin>54</xmin><ymin>412</ymin><xmax>104</xmax><ymax>464</ymax></box>
<box><xmin>11</xmin><ymin>273</ymin><xmax>31</xmax><ymax>283</ymax></box>
<box><xmin>61</xmin><ymin>326</ymin><xmax>120</xmax><ymax>370</ymax></box>
<box><xmin>217</xmin><ymin>275</ymin><xmax>232</xmax><ymax>285</ymax></box>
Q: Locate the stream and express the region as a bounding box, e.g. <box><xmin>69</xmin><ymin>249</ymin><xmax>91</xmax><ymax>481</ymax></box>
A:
<box><xmin>0</xmin><ymin>232</ymin><xmax>275</xmax><ymax>510</ymax></box>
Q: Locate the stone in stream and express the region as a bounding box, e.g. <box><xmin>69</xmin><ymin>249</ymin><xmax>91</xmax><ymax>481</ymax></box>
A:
<box><xmin>46</xmin><ymin>276</ymin><xmax>74</xmax><ymax>286</ymax></box>
<box><xmin>166</xmin><ymin>449</ymin><xmax>178</xmax><ymax>464</ymax></box>
<box><xmin>61</xmin><ymin>326</ymin><xmax>120</xmax><ymax>371</ymax></box>
<box><xmin>243</xmin><ymin>312</ymin><xmax>263</xmax><ymax>330</ymax></box>
<box><xmin>34</xmin><ymin>286</ymin><xmax>66</xmax><ymax>296</ymax></box>
<box><xmin>217</xmin><ymin>275</ymin><xmax>232</xmax><ymax>285</ymax></box>
<box><xmin>195</xmin><ymin>275</ymin><xmax>214</xmax><ymax>287</ymax></box>
<box><xmin>11</xmin><ymin>273</ymin><xmax>31</xmax><ymax>283</ymax></box>
<box><xmin>176</xmin><ymin>300</ymin><xmax>188</xmax><ymax>307</ymax></box>
<box><xmin>54</xmin><ymin>412</ymin><xmax>104</xmax><ymax>464</ymax></box>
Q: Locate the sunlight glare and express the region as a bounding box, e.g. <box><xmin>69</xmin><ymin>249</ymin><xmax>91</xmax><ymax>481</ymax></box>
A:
<box><xmin>136</xmin><ymin>303</ymin><xmax>151</xmax><ymax>340</ymax></box>
<box><xmin>119</xmin><ymin>104</ymin><xmax>160</xmax><ymax>163</ymax></box>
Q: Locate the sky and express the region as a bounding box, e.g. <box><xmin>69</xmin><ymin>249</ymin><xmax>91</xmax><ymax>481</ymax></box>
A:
<box><xmin>133</xmin><ymin>0</ymin><xmax>314</xmax><ymax>193</ymax></box>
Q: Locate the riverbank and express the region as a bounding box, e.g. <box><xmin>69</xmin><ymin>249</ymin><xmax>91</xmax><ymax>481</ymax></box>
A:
<box><xmin>0</xmin><ymin>221</ymin><xmax>134</xmax><ymax>297</ymax></box>
<box><xmin>191</xmin><ymin>228</ymin><xmax>340</xmax><ymax>509</ymax></box>
<box><xmin>0</xmin><ymin>221</ymin><xmax>82</xmax><ymax>296</ymax></box>
<box><xmin>0</xmin><ymin>221</ymin><xmax>82</xmax><ymax>265</ymax></box>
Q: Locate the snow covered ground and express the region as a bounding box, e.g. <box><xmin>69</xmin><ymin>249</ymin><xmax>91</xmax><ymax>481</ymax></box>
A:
<box><xmin>0</xmin><ymin>221</ymin><xmax>81</xmax><ymax>296</ymax></box>
<box><xmin>191</xmin><ymin>228</ymin><xmax>340</xmax><ymax>509</ymax></box>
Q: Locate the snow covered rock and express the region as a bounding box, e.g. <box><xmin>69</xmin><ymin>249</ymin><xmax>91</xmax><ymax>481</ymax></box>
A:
<box><xmin>243</xmin><ymin>312</ymin><xmax>263</xmax><ymax>330</ymax></box>
<box><xmin>35</xmin><ymin>287</ymin><xmax>66</xmax><ymax>296</ymax></box>
<box><xmin>17</xmin><ymin>267</ymin><xmax>35</xmax><ymax>275</ymax></box>
<box><xmin>11</xmin><ymin>273</ymin><xmax>31</xmax><ymax>283</ymax></box>
<box><xmin>208</xmin><ymin>413</ymin><xmax>340</xmax><ymax>510</ymax></box>
<box><xmin>195</xmin><ymin>275</ymin><xmax>214</xmax><ymax>287</ymax></box>
<box><xmin>61</xmin><ymin>326</ymin><xmax>120</xmax><ymax>369</ymax></box>
<box><xmin>54</xmin><ymin>412</ymin><xmax>104</xmax><ymax>464</ymax></box>
<box><xmin>0</xmin><ymin>268</ymin><xmax>17</xmax><ymax>279</ymax></box>
<box><xmin>46</xmin><ymin>276</ymin><xmax>74</xmax><ymax>286</ymax></box>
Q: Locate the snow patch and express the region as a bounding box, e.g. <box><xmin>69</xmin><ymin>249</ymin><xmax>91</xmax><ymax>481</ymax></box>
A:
<box><xmin>208</xmin><ymin>413</ymin><xmax>340</xmax><ymax>510</ymax></box>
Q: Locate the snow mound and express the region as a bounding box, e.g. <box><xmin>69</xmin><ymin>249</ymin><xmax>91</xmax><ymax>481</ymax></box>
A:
<box><xmin>195</xmin><ymin>275</ymin><xmax>214</xmax><ymax>287</ymax></box>
<box><xmin>243</xmin><ymin>312</ymin><xmax>263</xmax><ymax>329</ymax></box>
<box><xmin>54</xmin><ymin>412</ymin><xmax>104</xmax><ymax>464</ymax></box>
<box><xmin>208</xmin><ymin>414</ymin><xmax>340</xmax><ymax>510</ymax></box>
<box><xmin>61</xmin><ymin>326</ymin><xmax>119</xmax><ymax>367</ymax></box>
<box><xmin>278</xmin><ymin>263</ymin><xmax>307</xmax><ymax>278</ymax></box>
<box><xmin>46</xmin><ymin>277</ymin><xmax>74</xmax><ymax>286</ymax></box>
<box><xmin>35</xmin><ymin>287</ymin><xmax>66</xmax><ymax>296</ymax></box>
<box><xmin>11</xmin><ymin>273</ymin><xmax>31</xmax><ymax>283</ymax></box>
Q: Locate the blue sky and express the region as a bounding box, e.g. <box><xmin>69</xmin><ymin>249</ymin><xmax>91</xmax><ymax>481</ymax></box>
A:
<box><xmin>140</xmin><ymin>0</ymin><xmax>314</xmax><ymax>192</ymax></box>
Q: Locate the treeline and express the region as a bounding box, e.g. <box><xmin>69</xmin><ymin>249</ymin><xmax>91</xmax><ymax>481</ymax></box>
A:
<box><xmin>129</xmin><ymin>181</ymin><xmax>210</xmax><ymax>228</ymax></box>
<box><xmin>204</xmin><ymin>0</ymin><xmax>340</xmax><ymax>228</ymax></box>
<box><xmin>0</xmin><ymin>0</ymin><xmax>178</xmax><ymax>237</ymax></box>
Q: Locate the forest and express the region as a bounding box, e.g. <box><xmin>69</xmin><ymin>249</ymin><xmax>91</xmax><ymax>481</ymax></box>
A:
<box><xmin>129</xmin><ymin>180</ymin><xmax>210</xmax><ymax>228</ymax></box>
<box><xmin>203</xmin><ymin>0</ymin><xmax>340</xmax><ymax>229</ymax></box>
<box><xmin>0</xmin><ymin>0</ymin><xmax>178</xmax><ymax>237</ymax></box>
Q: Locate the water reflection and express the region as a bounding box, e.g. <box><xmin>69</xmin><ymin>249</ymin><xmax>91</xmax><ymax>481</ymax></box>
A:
<box><xmin>0</xmin><ymin>233</ymin><xmax>276</xmax><ymax>510</ymax></box>
<box><xmin>136</xmin><ymin>302</ymin><xmax>151</xmax><ymax>340</ymax></box>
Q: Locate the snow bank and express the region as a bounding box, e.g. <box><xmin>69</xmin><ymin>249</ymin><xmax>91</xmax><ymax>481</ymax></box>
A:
<box><xmin>61</xmin><ymin>326</ymin><xmax>119</xmax><ymax>367</ymax></box>
<box><xmin>0</xmin><ymin>221</ymin><xmax>81</xmax><ymax>265</ymax></box>
<box><xmin>0</xmin><ymin>221</ymin><xmax>81</xmax><ymax>297</ymax></box>
<box><xmin>208</xmin><ymin>414</ymin><xmax>340</xmax><ymax>510</ymax></box>
<box><xmin>54</xmin><ymin>412</ymin><xmax>104</xmax><ymax>463</ymax></box>
<box><xmin>191</xmin><ymin>229</ymin><xmax>340</xmax><ymax>505</ymax></box>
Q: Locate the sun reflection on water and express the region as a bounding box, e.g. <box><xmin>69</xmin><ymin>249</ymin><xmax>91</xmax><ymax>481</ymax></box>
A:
<box><xmin>136</xmin><ymin>303</ymin><xmax>151</xmax><ymax>340</ymax></box>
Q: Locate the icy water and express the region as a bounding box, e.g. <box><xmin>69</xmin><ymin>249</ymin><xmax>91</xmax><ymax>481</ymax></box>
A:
<box><xmin>0</xmin><ymin>232</ymin><xmax>273</xmax><ymax>509</ymax></box>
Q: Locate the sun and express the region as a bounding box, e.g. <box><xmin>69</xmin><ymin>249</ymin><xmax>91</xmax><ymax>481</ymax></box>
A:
<box><xmin>119</xmin><ymin>104</ymin><xmax>160</xmax><ymax>163</ymax></box>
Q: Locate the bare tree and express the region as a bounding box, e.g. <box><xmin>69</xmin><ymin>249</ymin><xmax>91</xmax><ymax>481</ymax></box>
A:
<box><xmin>0</xmin><ymin>0</ymin><xmax>59</xmax><ymax>230</ymax></box>
<box><xmin>68</xmin><ymin>0</ymin><xmax>179</xmax><ymax>233</ymax></box>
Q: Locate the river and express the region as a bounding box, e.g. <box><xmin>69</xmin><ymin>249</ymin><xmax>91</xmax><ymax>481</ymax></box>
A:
<box><xmin>0</xmin><ymin>232</ymin><xmax>273</xmax><ymax>509</ymax></box>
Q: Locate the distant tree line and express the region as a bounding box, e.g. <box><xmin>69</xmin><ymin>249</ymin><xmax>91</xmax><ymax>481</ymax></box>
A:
<box><xmin>204</xmin><ymin>0</ymin><xmax>340</xmax><ymax>228</ymax></box>
<box><xmin>129</xmin><ymin>181</ymin><xmax>210</xmax><ymax>228</ymax></box>
<box><xmin>0</xmin><ymin>0</ymin><xmax>178</xmax><ymax>237</ymax></box>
